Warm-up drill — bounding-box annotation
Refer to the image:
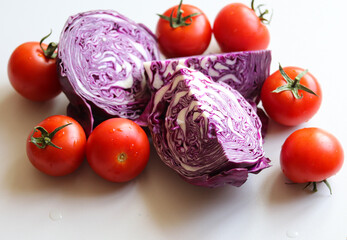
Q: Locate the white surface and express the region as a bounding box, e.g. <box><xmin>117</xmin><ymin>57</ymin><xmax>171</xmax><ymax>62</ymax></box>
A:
<box><xmin>0</xmin><ymin>0</ymin><xmax>346</xmax><ymax>239</ymax></box>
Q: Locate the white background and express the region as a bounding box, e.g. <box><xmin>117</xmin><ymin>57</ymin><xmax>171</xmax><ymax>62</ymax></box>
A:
<box><xmin>0</xmin><ymin>0</ymin><xmax>346</xmax><ymax>239</ymax></box>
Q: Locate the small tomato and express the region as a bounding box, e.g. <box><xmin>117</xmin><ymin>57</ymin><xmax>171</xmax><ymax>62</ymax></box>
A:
<box><xmin>280</xmin><ymin>128</ymin><xmax>344</xmax><ymax>193</ymax></box>
<box><xmin>8</xmin><ymin>31</ymin><xmax>61</xmax><ymax>101</ymax></box>
<box><xmin>26</xmin><ymin>115</ymin><xmax>87</xmax><ymax>176</ymax></box>
<box><xmin>213</xmin><ymin>0</ymin><xmax>270</xmax><ymax>52</ymax></box>
<box><xmin>261</xmin><ymin>64</ymin><xmax>322</xmax><ymax>126</ymax></box>
<box><xmin>86</xmin><ymin>118</ymin><xmax>150</xmax><ymax>182</ymax></box>
<box><xmin>156</xmin><ymin>0</ymin><xmax>212</xmax><ymax>58</ymax></box>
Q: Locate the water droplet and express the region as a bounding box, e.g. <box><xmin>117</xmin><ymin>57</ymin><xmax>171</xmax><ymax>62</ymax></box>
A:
<box><xmin>130</xmin><ymin>144</ymin><xmax>134</xmax><ymax>150</ymax></box>
<box><xmin>286</xmin><ymin>230</ymin><xmax>299</xmax><ymax>238</ymax></box>
<box><xmin>49</xmin><ymin>209</ymin><xmax>63</xmax><ymax>221</ymax></box>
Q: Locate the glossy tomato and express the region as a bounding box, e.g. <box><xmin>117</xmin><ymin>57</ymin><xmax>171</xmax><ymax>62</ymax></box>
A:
<box><xmin>156</xmin><ymin>0</ymin><xmax>212</xmax><ymax>58</ymax></box>
<box><xmin>8</xmin><ymin>33</ymin><xmax>61</xmax><ymax>101</ymax></box>
<box><xmin>213</xmin><ymin>1</ymin><xmax>270</xmax><ymax>52</ymax></box>
<box><xmin>86</xmin><ymin>118</ymin><xmax>150</xmax><ymax>182</ymax></box>
<box><xmin>26</xmin><ymin>115</ymin><xmax>87</xmax><ymax>176</ymax></box>
<box><xmin>280</xmin><ymin>128</ymin><xmax>344</xmax><ymax>193</ymax></box>
<box><xmin>261</xmin><ymin>65</ymin><xmax>322</xmax><ymax>126</ymax></box>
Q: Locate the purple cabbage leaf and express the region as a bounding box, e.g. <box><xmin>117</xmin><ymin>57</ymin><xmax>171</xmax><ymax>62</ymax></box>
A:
<box><xmin>147</xmin><ymin>66</ymin><xmax>270</xmax><ymax>188</ymax></box>
<box><xmin>143</xmin><ymin>50</ymin><xmax>271</xmax><ymax>103</ymax></box>
<box><xmin>57</xmin><ymin>10</ymin><xmax>160</xmax><ymax>135</ymax></box>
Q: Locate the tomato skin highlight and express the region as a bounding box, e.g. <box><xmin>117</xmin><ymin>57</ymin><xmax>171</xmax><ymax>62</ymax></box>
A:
<box><xmin>8</xmin><ymin>42</ymin><xmax>61</xmax><ymax>101</ymax></box>
<box><xmin>280</xmin><ymin>128</ymin><xmax>344</xmax><ymax>183</ymax></box>
<box><xmin>86</xmin><ymin>118</ymin><xmax>150</xmax><ymax>182</ymax></box>
<box><xmin>261</xmin><ymin>66</ymin><xmax>322</xmax><ymax>126</ymax></box>
<box><xmin>213</xmin><ymin>3</ymin><xmax>270</xmax><ymax>52</ymax></box>
<box><xmin>26</xmin><ymin>115</ymin><xmax>87</xmax><ymax>176</ymax></box>
<box><xmin>156</xmin><ymin>4</ymin><xmax>212</xmax><ymax>58</ymax></box>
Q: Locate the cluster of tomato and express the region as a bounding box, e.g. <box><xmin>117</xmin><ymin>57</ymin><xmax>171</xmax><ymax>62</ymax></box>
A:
<box><xmin>25</xmin><ymin>116</ymin><xmax>150</xmax><ymax>182</ymax></box>
<box><xmin>8</xmin><ymin>34</ymin><xmax>150</xmax><ymax>182</ymax></box>
<box><xmin>261</xmin><ymin>66</ymin><xmax>343</xmax><ymax>193</ymax></box>
<box><xmin>156</xmin><ymin>0</ymin><xmax>270</xmax><ymax>58</ymax></box>
<box><xmin>7</xmin><ymin>1</ymin><xmax>344</xmax><ymax>192</ymax></box>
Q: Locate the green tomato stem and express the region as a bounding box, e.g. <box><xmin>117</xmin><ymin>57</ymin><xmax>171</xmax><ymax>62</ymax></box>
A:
<box><xmin>323</xmin><ymin>179</ymin><xmax>332</xmax><ymax>195</ymax></box>
<box><xmin>272</xmin><ymin>63</ymin><xmax>319</xmax><ymax>99</ymax></box>
<box><xmin>30</xmin><ymin>123</ymin><xmax>72</xmax><ymax>149</ymax></box>
<box><xmin>157</xmin><ymin>0</ymin><xmax>201</xmax><ymax>29</ymax></box>
<box><xmin>250</xmin><ymin>0</ymin><xmax>272</xmax><ymax>24</ymax></box>
<box><xmin>303</xmin><ymin>180</ymin><xmax>332</xmax><ymax>195</ymax></box>
<box><xmin>39</xmin><ymin>30</ymin><xmax>58</xmax><ymax>59</ymax></box>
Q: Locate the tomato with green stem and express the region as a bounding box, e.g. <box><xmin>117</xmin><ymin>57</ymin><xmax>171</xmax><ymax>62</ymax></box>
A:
<box><xmin>213</xmin><ymin>0</ymin><xmax>271</xmax><ymax>52</ymax></box>
<box><xmin>86</xmin><ymin>118</ymin><xmax>150</xmax><ymax>182</ymax></box>
<box><xmin>156</xmin><ymin>0</ymin><xmax>212</xmax><ymax>58</ymax></box>
<box><xmin>261</xmin><ymin>64</ymin><xmax>322</xmax><ymax>126</ymax></box>
<box><xmin>8</xmin><ymin>31</ymin><xmax>61</xmax><ymax>101</ymax></box>
<box><xmin>26</xmin><ymin>115</ymin><xmax>87</xmax><ymax>176</ymax></box>
<box><xmin>280</xmin><ymin>128</ymin><xmax>344</xmax><ymax>194</ymax></box>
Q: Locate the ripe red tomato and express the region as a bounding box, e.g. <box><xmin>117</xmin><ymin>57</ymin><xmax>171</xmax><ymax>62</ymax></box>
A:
<box><xmin>213</xmin><ymin>2</ymin><xmax>270</xmax><ymax>52</ymax></box>
<box><xmin>156</xmin><ymin>0</ymin><xmax>212</xmax><ymax>58</ymax></box>
<box><xmin>261</xmin><ymin>65</ymin><xmax>322</xmax><ymax>126</ymax></box>
<box><xmin>26</xmin><ymin>115</ymin><xmax>87</xmax><ymax>176</ymax></box>
<box><xmin>8</xmin><ymin>35</ymin><xmax>61</xmax><ymax>101</ymax></box>
<box><xmin>86</xmin><ymin>118</ymin><xmax>150</xmax><ymax>182</ymax></box>
<box><xmin>280</xmin><ymin>128</ymin><xmax>344</xmax><ymax>192</ymax></box>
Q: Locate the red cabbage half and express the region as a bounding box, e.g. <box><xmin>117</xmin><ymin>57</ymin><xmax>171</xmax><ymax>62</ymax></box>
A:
<box><xmin>58</xmin><ymin>10</ymin><xmax>160</xmax><ymax>135</ymax></box>
<box><xmin>144</xmin><ymin>50</ymin><xmax>271</xmax><ymax>103</ymax></box>
<box><xmin>147</xmin><ymin>66</ymin><xmax>270</xmax><ymax>188</ymax></box>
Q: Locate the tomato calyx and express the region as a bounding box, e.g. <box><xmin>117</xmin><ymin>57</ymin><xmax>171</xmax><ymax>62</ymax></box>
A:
<box><xmin>272</xmin><ymin>64</ymin><xmax>319</xmax><ymax>99</ymax></box>
<box><xmin>250</xmin><ymin>0</ymin><xmax>272</xmax><ymax>24</ymax></box>
<box><xmin>40</xmin><ymin>30</ymin><xmax>58</xmax><ymax>59</ymax></box>
<box><xmin>157</xmin><ymin>0</ymin><xmax>201</xmax><ymax>28</ymax></box>
<box><xmin>30</xmin><ymin>123</ymin><xmax>72</xmax><ymax>149</ymax></box>
<box><xmin>303</xmin><ymin>180</ymin><xmax>332</xmax><ymax>195</ymax></box>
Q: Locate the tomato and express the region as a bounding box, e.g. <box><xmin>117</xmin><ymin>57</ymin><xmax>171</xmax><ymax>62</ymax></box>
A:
<box><xmin>213</xmin><ymin>1</ymin><xmax>270</xmax><ymax>52</ymax></box>
<box><xmin>156</xmin><ymin>0</ymin><xmax>212</xmax><ymax>58</ymax></box>
<box><xmin>26</xmin><ymin>115</ymin><xmax>87</xmax><ymax>176</ymax></box>
<box><xmin>86</xmin><ymin>118</ymin><xmax>150</xmax><ymax>182</ymax></box>
<box><xmin>280</xmin><ymin>128</ymin><xmax>344</xmax><ymax>193</ymax></box>
<box><xmin>261</xmin><ymin>65</ymin><xmax>322</xmax><ymax>126</ymax></box>
<box><xmin>8</xmin><ymin>33</ymin><xmax>61</xmax><ymax>101</ymax></box>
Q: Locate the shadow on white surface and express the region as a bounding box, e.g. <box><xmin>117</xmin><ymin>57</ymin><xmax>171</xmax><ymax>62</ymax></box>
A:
<box><xmin>137</xmin><ymin>143</ymin><xmax>256</xmax><ymax>229</ymax></box>
<box><xmin>0</xmin><ymin>90</ymin><xmax>131</xmax><ymax>198</ymax></box>
<box><xmin>3</xmin><ymin>155</ymin><xmax>132</xmax><ymax>198</ymax></box>
<box><xmin>261</xmin><ymin>118</ymin><xmax>334</xmax><ymax>204</ymax></box>
<box><xmin>263</xmin><ymin>168</ymin><xmax>333</xmax><ymax>208</ymax></box>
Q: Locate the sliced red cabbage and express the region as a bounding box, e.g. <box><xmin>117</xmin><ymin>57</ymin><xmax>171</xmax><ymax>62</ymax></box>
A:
<box><xmin>143</xmin><ymin>50</ymin><xmax>271</xmax><ymax>103</ymax></box>
<box><xmin>57</xmin><ymin>10</ymin><xmax>160</xmax><ymax>135</ymax></box>
<box><xmin>147</xmin><ymin>66</ymin><xmax>270</xmax><ymax>188</ymax></box>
